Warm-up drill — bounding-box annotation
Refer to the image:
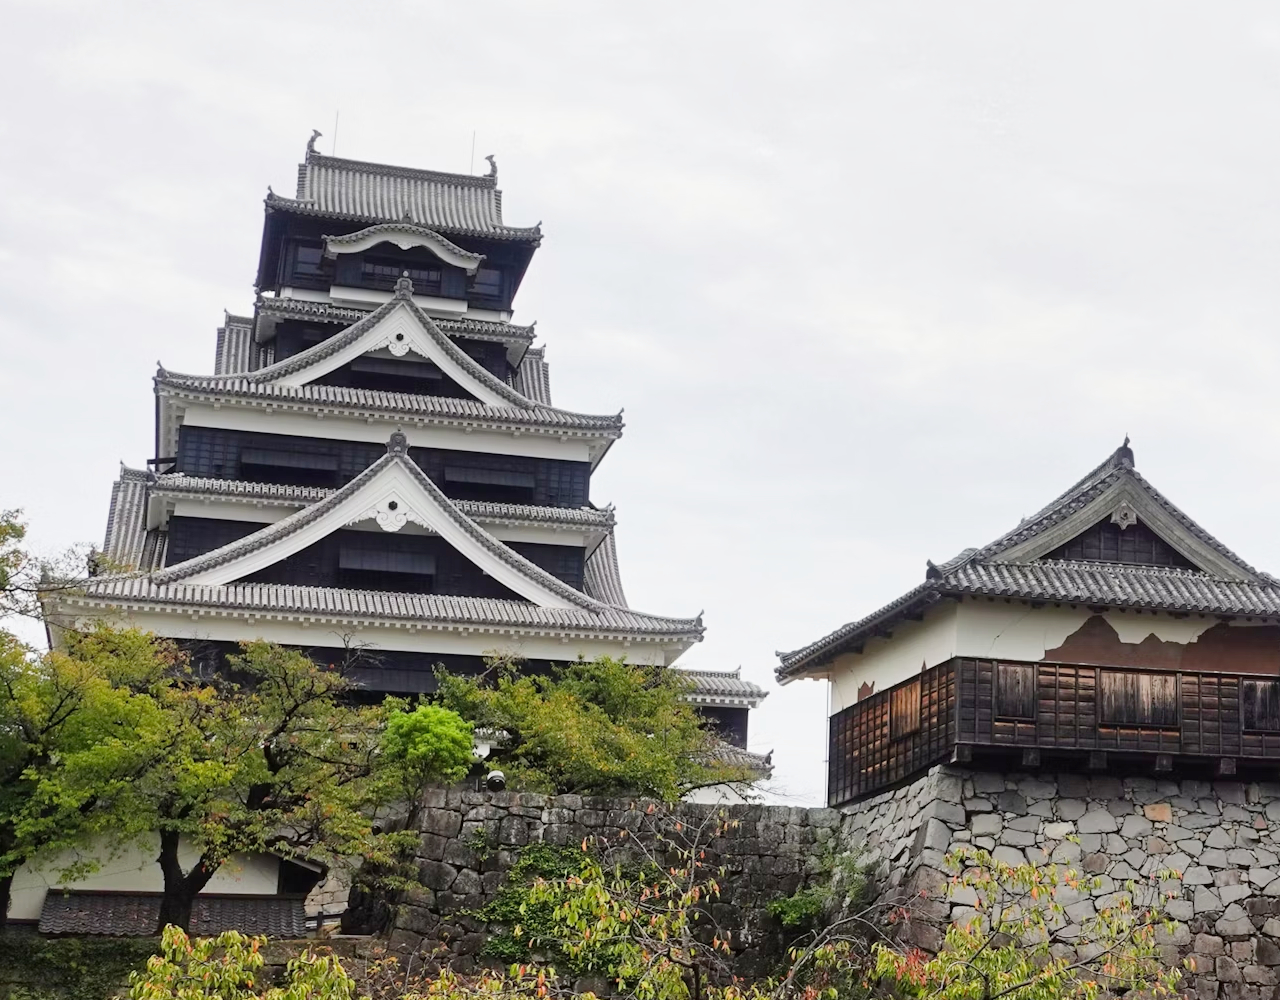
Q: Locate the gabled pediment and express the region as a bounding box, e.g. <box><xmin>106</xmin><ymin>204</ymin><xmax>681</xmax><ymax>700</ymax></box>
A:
<box><xmin>987</xmin><ymin>455</ymin><xmax>1260</xmax><ymax>583</ymax></box>
<box><xmin>323</xmin><ymin>223</ymin><xmax>485</xmax><ymax>274</ymax></box>
<box><xmin>240</xmin><ymin>279</ymin><xmax>535</xmax><ymax>409</ymax></box>
<box><xmin>152</xmin><ymin>433</ymin><xmax>594</xmax><ymax>610</ymax></box>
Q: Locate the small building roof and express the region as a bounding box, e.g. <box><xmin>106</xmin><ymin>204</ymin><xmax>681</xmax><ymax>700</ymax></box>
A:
<box><xmin>676</xmin><ymin>666</ymin><xmax>769</xmax><ymax>708</ymax></box>
<box><xmin>777</xmin><ymin>441</ymin><xmax>1280</xmax><ymax>682</ymax></box>
<box><xmin>39</xmin><ymin>890</ymin><xmax>307</xmax><ymax>938</ymax></box>
<box><xmin>266</xmin><ymin>142</ymin><xmax>541</xmax><ymax>243</ymax></box>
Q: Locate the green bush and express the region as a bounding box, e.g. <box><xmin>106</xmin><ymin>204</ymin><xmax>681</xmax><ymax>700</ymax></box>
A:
<box><xmin>0</xmin><ymin>936</ymin><xmax>157</xmax><ymax>1000</ymax></box>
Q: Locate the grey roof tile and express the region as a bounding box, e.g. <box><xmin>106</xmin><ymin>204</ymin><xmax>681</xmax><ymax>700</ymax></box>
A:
<box><xmin>514</xmin><ymin>347</ymin><xmax>552</xmax><ymax>405</ymax></box>
<box><xmin>268</xmin><ymin>149</ymin><xmax>541</xmax><ymax>242</ymax></box>
<box><xmin>38</xmin><ymin>890</ymin><xmax>307</xmax><ymax>938</ymax></box>
<box><xmin>676</xmin><ymin>667</ymin><xmax>768</xmax><ymax>707</ymax></box>
<box><xmin>583</xmin><ymin>530</ymin><xmax>628</xmax><ymax>607</ymax></box>
<box><xmin>152</xmin><ymin>473</ymin><xmax>615</xmax><ymax>528</ymax></box>
<box><xmin>255</xmin><ymin>295</ymin><xmax>536</xmax><ymax>346</ymax></box>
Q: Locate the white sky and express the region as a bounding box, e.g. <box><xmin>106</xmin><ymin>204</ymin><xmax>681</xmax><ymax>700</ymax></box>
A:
<box><xmin>4</xmin><ymin>2</ymin><xmax>1280</xmax><ymax>805</ymax></box>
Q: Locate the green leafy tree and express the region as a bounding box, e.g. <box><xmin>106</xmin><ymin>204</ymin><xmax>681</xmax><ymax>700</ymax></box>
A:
<box><xmin>129</xmin><ymin>925</ymin><xmax>358</xmax><ymax>1000</ymax></box>
<box><xmin>437</xmin><ymin>658</ymin><xmax>755</xmax><ymax>801</ymax></box>
<box><xmin>119</xmin><ymin>641</ymin><xmax>394</xmax><ymax>932</ymax></box>
<box><xmin>106</xmin><ymin>641</ymin><xmax>472</xmax><ymax>932</ymax></box>
<box><xmin>380</xmin><ymin>702</ymin><xmax>475</xmax><ymax>830</ymax></box>
<box><xmin>0</xmin><ymin>627</ymin><xmax>170</xmax><ymax>928</ymax></box>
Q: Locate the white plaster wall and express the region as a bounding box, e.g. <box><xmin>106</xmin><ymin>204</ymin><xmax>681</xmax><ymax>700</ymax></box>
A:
<box><xmin>8</xmin><ymin>834</ymin><xmax>279</xmax><ymax>923</ymax></box>
<box><xmin>953</xmin><ymin>600</ymin><xmax>1216</xmax><ymax>661</ymax></box>
<box><xmin>828</xmin><ymin>602</ymin><xmax>958</xmax><ymax>713</ymax></box>
<box><xmin>180</xmin><ymin>403</ymin><xmax>594</xmax><ymax>463</ymax></box>
<box><xmin>824</xmin><ymin>598</ymin><xmax>1228</xmax><ymax>718</ymax></box>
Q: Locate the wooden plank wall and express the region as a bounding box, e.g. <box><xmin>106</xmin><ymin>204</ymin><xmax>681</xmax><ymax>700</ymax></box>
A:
<box><xmin>827</xmin><ymin>661</ymin><xmax>956</xmax><ymax>806</ymax></box>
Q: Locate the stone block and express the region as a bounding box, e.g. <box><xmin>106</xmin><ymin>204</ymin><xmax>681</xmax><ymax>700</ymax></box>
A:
<box><xmin>1084</xmin><ymin>852</ymin><xmax>1110</xmax><ymax>874</ymax></box>
<box><xmin>1167</xmin><ymin>898</ymin><xmax>1194</xmax><ymax>921</ymax></box>
<box><xmin>1121</xmin><ymin>815</ymin><xmax>1154</xmax><ymax>838</ymax></box>
<box><xmin>998</xmin><ymin>829</ymin><xmax>1036</xmax><ymax>848</ymax></box>
<box><xmin>1078</xmin><ymin>809</ymin><xmax>1119</xmax><ymax>834</ymax></box>
<box><xmin>1195</xmin><ymin>932</ymin><xmax>1226</xmax><ymax>956</ymax></box>
<box><xmin>1203</xmin><ymin>849</ymin><xmax>1231</xmax><ymax>868</ymax></box>
<box><xmin>421</xmin><ymin>810</ymin><xmax>463</xmax><ymax>838</ymax></box>
<box><xmin>1208</xmin><ymin>827</ymin><xmax>1237</xmax><ymax>850</ymax></box>
<box><xmin>1218</xmin><ymin>957</ymin><xmax>1243</xmax><ymax>982</ymax></box>
<box><xmin>997</xmin><ymin>791</ymin><xmax>1027</xmax><ymax>814</ymax></box>
<box><xmin>1260</xmin><ymin>938</ymin><xmax>1280</xmax><ymax>966</ymax></box>
<box><xmin>1057</xmin><ymin>773</ymin><xmax>1090</xmax><ymax>797</ymax></box>
<box><xmin>971</xmin><ymin>813</ymin><xmax>1003</xmax><ymax>837</ymax></box>
<box><xmin>1057</xmin><ymin>799</ymin><xmax>1087</xmax><ymax>821</ymax></box>
<box><xmin>1185</xmin><ymin>866</ymin><xmax>1214</xmax><ymax>885</ymax></box>
<box><xmin>1144</xmin><ymin>802</ymin><xmax>1174</xmax><ymax>823</ymax></box>
<box><xmin>418</xmin><ymin>860</ymin><xmax>459</xmax><ymax>891</ymax></box>
<box><xmin>1195</xmin><ymin>886</ymin><xmax>1222</xmax><ymax>914</ymax></box>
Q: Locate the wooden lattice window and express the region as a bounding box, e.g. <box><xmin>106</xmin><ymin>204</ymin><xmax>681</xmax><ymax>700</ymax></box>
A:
<box><xmin>996</xmin><ymin>663</ymin><xmax>1036</xmax><ymax>720</ymax></box>
<box><xmin>889</xmin><ymin>679</ymin><xmax>922</xmax><ymax>741</ymax></box>
<box><xmin>1243</xmin><ymin>680</ymin><xmax>1280</xmax><ymax>732</ymax></box>
<box><xmin>828</xmin><ymin>706</ymin><xmax>857</xmax><ymax>806</ymax></box>
<box><xmin>1099</xmin><ymin>671</ymin><xmax>1178</xmax><ymax>727</ymax></box>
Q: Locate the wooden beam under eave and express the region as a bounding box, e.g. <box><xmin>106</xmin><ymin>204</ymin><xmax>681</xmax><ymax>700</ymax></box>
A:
<box><xmin>1021</xmin><ymin>748</ymin><xmax>1041</xmax><ymax>769</ymax></box>
<box><xmin>1216</xmin><ymin>758</ymin><xmax>1237</xmax><ymax>778</ymax></box>
<box><xmin>951</xmin><ymin>744</ymin><xmax>973</xmax><ymax>764</ymax></box>
<box><xmin>1154</xmin><ymin>754</ymin><xmax>1173</xmax><ymax>773</ymax></box>
<box><xmin>1088</xmin><ymin>751</ymin><xmax>1108</xmax><ymax>771</ymax></box>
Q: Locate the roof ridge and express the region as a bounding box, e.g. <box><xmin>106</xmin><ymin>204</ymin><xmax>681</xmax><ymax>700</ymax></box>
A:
<box><xmin>306</xmin><ymin>150</ymin><xmax>499</xmax><ymax>189</ymax></box>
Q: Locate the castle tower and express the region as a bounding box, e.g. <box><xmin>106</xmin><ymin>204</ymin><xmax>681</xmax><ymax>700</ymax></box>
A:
<box><xmin>57</xmin><ymin>141</ymin><xmax>709</xmax><ymax>692</ymax></box>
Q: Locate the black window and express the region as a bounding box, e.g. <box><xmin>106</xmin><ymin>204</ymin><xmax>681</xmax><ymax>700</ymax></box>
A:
<box><xmin>294</xmin><ymin>245</ymin><xmax>325</xmax><ymax>276</ymax></box>
<box><xmin>996</xmin><ymin>663</ymin><xmax>1037</xmax><ymax>720</ymax></box>
<box><xmin>362</xmin><ymin>258</ymin><xmax>442</xmax><ymax>295</ymax></box>
<box><xmin>1099</xmin><ymin>671</ymin><xmax>1178</xmax><ymax>727</ymax></box>
<box><xmin>239</xmin><ymin>447</ymin><xmax>340</xmax><ymax>488</ymax></box>
<box><xmin>1243</xmin><ymin>680</ymin><xmax>1280</xmax><ymax>732</ymax></box>
<box><xmin>337</xmin><ymin>540</ymin><xmax>436</xmax><ymax>594</ymax></box>
<box><xmin>443</xmin><ymin>465</ymin><xmax>536</xmax><ymax>503</ymax></box>
<box><xmin>468</xmin><ymin>267</ymin><xmax>504</xmax><ymax>305</ymax></box>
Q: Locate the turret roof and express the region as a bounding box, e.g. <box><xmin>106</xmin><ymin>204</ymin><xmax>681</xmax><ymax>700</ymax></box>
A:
<box><xmin>777</xmin><ymin>441</ymin><xmax>1280</xmax><ymax>682</ymax></box>
<box><xmin>265</xmin><ymin>140</ymin><xmax>541</xmax><ymax>243</ymax></box>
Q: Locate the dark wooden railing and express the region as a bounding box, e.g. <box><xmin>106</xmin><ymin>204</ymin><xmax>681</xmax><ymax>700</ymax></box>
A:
<box><xmin>828</xmin><ymin>657</ymin><xmax>1280</xmax><ymax>806</ymax></box>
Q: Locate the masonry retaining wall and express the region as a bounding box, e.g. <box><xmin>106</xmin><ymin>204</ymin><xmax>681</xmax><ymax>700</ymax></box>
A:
<box><xmin>385</xmin><ymin>789</ymin><xmax>841</xmax><ymax>977</ymax></box>
<box><xmin>393</xmin><ymin>772</ymin><xmax>1280</xmax><ymax>998</ymax></box>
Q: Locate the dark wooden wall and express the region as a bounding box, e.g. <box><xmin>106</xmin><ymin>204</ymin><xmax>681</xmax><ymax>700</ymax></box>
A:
<box><xmin>828</xmin><ymin>661</ymin><xmax>955</xmax><ymax>806</ymax></box>
<box><xmin>829</xmin><ymin>657</ymin><xmax>1280</xmax><ymax>806</ymax></box>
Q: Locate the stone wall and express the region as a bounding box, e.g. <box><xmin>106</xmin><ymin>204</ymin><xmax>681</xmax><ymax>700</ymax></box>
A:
<box><xmin>387</xmin><ymin>789</ymin><xmax>841</xmax><ymax>977</ymax></box>
<box><xmin>858</xmin><ymin>766</ymin><xmax>1280</xmax><ymax>1000</ymax></box>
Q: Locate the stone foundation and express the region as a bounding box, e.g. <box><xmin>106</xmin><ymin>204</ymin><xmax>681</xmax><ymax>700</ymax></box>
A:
<box><xmin>849</xmin><ymin>766</ymin><xmax>1280</xmax><ymax>999</ymax></box>
<box><xmin>387</xmin><ymin>789</ymin><xmax>841</xmax><ymax>976</ymax></box>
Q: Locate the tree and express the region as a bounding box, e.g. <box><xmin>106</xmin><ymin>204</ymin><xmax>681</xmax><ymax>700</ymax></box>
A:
<box><xmin>380</xmin><ymin>702</ymin><xmax>475</xmax><ymax>831</ymax></box>
<box><xmin>117</xmin><ymin>641</ymin><xmax>473</xmax><ymax>932</ymax></box>
<box><xmin>436</xmin><ymin>658</ymin><xmax>756</xmax><ymax>801</ymax></box>
<box><xmin>0</xmin><ymin>627</ymin><xmax>170</xmax><ymax>928</ymax></box>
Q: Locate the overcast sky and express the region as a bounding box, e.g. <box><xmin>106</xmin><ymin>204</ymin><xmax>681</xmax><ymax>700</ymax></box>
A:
<box><xmin>5</xmin><ymin>2</ymin><xmax>1280</xmax><ymax>804</ymax></box>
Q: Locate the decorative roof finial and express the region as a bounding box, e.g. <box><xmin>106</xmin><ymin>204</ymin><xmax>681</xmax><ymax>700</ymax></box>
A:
<box><xmin>1115</xmin><ymin>435</ymin><xmax>1135</xmax><ymax>469</ymax></box>
<box><xmin>394</xmin><ymin>272</ymin><xmax>414</xmax><ymax>299</ymax></box>
<box><xmin>925</xmin><ymin>559</ymin><xmax>943</xmax><ymax>580</ymax></box>
<box><xmin>306</xmin><ymin>129</ymin><xmax>322</xmax><ymax>156</ymax></box>
<box><xmin>485</xmin><ymin>154</ymin><xmax>497</xmax><ymax>179</ymax></box>
<box><xmin>387</xmin><ymin>430</ymin><xmax>409</xmax><ymax>455</ymax></box>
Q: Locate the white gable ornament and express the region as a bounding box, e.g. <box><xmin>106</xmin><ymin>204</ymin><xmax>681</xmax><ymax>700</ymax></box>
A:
<box><xmin>1110</xmin><ymin>501</ymin><xmax>1139</xmax><ymax>531</ymax></box>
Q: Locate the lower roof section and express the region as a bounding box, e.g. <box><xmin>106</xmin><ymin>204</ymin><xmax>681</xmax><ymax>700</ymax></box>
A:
<box><xmin>54</xmin><ymin>577</ymin><xmax>702</xmax><ymax>666</ymax></box>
